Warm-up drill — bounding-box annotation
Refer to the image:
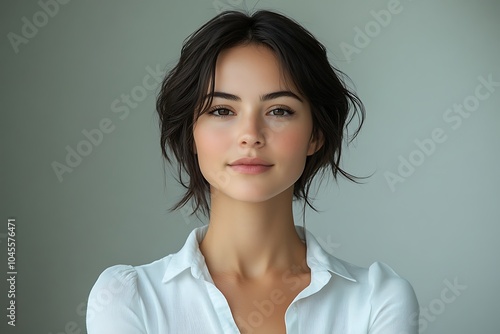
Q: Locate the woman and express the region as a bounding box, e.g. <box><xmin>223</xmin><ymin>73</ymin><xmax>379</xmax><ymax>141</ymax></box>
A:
<box><xmin>87</xmin><ymin>9</ymin><xmax>419</xmax><ymax>333</ymax></box>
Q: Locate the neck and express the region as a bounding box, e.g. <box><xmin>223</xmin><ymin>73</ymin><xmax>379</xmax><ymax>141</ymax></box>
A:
<box><xmin>199</xmin><ymin>186</ymin><xmax>309</xmax><ymax>281</ymax></box>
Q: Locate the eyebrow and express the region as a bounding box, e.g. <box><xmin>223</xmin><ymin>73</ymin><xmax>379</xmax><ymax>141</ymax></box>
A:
<box><xmin>204</xmin><ymin>90</ymin><xmax>303</xmax><ymax>103</ymax></box>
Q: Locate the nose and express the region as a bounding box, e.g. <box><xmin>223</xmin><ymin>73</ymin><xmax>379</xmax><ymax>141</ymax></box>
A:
<box><xmin>238</xmin><ymin>113</ymin><xmax>266</xmax><ymax>148</ymax></box>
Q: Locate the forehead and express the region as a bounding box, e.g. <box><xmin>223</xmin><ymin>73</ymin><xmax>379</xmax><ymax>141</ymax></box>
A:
<box><xmin>212</xmin><ymin>43</ymin><xmax>298</xmax><ymax>93</ymax></box>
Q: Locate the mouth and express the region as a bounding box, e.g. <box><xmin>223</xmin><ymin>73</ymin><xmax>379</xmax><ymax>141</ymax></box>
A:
<box><xmin>228</xmin><ymin>164</ymin><xmax>273</xmax><ymax>174</ymax></box>
<box><xmin>228</xmin><ymin>157</ymin><xmax>273</xmax><ymax>166</ymax></box>
<box><xmin>227</xmin><ymin>156</ymin><xmax>274</xmax><ymax>174</ymax></box>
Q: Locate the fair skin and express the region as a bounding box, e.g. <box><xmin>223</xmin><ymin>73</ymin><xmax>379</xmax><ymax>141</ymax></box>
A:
<box><xmin>193</xmin><ymin>43</ymin><xmax>323</xmax><ymax>333</ymax></box>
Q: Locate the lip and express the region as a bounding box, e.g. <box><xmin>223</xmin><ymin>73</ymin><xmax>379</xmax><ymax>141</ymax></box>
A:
<box><xmin>229</xmin><ymin>164</ymin><xmax>273</xmax><ymax>174</ymax></box>
<box><xmin>228</xmin><ymin>157</ymin><xmax>273</xmax><ymax>175</ymax></box>
<box><xmin>229</xmin><ymin>158</ymin><xmax>273</xmax><ymax>167</ymax></box>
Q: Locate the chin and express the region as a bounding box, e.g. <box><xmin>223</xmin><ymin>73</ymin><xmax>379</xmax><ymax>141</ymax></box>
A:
<box><xmin>218</xmin><ymin>185</ymin><xmax>292</xmax><ymax>203</ymax></box>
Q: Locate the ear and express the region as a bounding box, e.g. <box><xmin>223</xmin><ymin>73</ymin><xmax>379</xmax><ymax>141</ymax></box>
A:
<box><xmin>307</xmin><ymin>131</ymin><xmax>324</xmax><ymax>156</ymax></box>
<box><xmin>192</xmin><ymin>129</ymin><xmax>197</xmax><ymax>155</ymax></box>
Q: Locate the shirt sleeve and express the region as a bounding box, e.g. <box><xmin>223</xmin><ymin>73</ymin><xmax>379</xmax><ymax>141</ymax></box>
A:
<box><xmin>86</xmin><ymin>265</ymin><xmax>147</xmax><ymax>334</ymax></box>
<box><xmin>367</xmin><ymin>261</ymin><xmax>420</xmax><ymax>334</ymax></box>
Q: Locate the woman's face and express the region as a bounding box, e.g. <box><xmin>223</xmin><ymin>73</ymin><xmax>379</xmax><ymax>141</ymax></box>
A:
<box><xmin>193</xmin><ymin>43</ymin><xmax>323</xmax><ymax>203</ymax></box>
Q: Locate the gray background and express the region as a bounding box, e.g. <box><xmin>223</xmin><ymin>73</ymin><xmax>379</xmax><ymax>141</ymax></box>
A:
<box><xmin>1</xmin><ymin>0</ymin><xmax>499</xmax><ymax>333</ymax></box>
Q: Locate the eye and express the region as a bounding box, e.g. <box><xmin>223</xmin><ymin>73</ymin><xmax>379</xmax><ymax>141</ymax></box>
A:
<box><xmin>269</xmin><ymin>107</ymin><xmax>294</xmax><ymax>117</ymax></box>
<box><xmin>207</xmin><ymin>106</ymin><xmax>234</xmax><ymax>118</ymax></box>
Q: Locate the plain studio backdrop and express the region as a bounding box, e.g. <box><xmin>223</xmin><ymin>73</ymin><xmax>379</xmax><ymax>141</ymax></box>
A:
<box><xmin>1</xmin><ymin>0</ymin><xmax>499</xmax><ymax>333</ymax></box>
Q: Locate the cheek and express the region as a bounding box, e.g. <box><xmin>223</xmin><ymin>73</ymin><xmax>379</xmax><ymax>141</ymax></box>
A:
<box><xmin>271</xmin><ymin>125</ymin><xmax>312</xmax><ymax>160</ymax></box>
<box><xmin>194</xmin><ymin>125</ymin><xmax>230</xmax><ymax>168</ymax></box>
<box><xmin>196</xmin><ymin>122</ymin><xmax>227</xmax><ymax>145</ymax></box>
<box><xmin>271</xmin><ymin>129</ymin><xmax>312</xmax><ymax>183</ymax></box>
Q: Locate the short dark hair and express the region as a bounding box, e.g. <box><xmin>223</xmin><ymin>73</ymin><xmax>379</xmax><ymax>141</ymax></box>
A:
<box><xmin>156</xmin><ymin>9</ymin><xmax>366</xmax><ymax>220</ymax></box>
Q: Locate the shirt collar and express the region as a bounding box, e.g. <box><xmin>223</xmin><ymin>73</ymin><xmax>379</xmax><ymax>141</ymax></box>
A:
<box><xmin>162</xmin><ymin>224</ymin><xmax>357</xmax><ymax>283</ymax></box>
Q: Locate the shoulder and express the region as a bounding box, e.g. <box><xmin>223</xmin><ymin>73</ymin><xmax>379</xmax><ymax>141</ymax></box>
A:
<box><xmin>86</xmin><ymin>264</ymin><xmax>143</xmax><ymax>333</ymax></box>
<box><xmin>88</xmin><ymin>264</ymin><xmax>139</xmax><ymax>301</ymax></box>
<box><xmin>365</xmin><ymin>261</ymin><xmax>419</xmax><ymax>313</ymax></box>
<box><xmin>320</xmin><ymin>253</ymin><xmax>420</xmax><ymax>333</ymax></box>
<box><xmin>344</xmin><ymin>260</ymin><xmax>420</xmax><ymax>333</ymax></box>
<box><xmin>365</xmin><ymin>261</ymin><xmax>417</xmax><ymax>300</ymax></box>
<box><xmin>86</xmin><ymin>258</ymin><xmax>173</xmax><ymax>333</ymax></box>
<box><xmin>331</xmin><ymin>257</ymin><xmax>417</xmax><ymax>298</ymax></box>
<box><xmin>86</xmin><ymin>265</ymin><xmax>141</xmax><ymax>322</ymax></box>
<box><xmin>88</xmin><ymin>256</ymin><xmax>173</xmax><ymax>302</ymax></box>
<box><xmin>339</xmin><ymin>258</ymin><xmax>419</xmax><ymax>305</ymax></box>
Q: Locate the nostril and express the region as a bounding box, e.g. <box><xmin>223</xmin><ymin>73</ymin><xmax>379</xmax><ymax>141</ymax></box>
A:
<box><xmin>239</xmin><ymin>134</ymin><xmax>265</xmax><ymax>146</ymax></box>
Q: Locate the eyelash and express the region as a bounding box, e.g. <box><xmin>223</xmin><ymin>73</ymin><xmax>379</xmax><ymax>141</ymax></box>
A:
<box><xmin>206</xmin><ymin>105</ymin><xmax>295</xmax><ymax>118</ymax></box>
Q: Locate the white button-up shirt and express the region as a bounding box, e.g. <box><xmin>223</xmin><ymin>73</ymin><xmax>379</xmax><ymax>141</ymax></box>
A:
<box><xmin>87</xmin><ymin>225</ymin><xmax>419</xmax><ymax>333</ymax></box>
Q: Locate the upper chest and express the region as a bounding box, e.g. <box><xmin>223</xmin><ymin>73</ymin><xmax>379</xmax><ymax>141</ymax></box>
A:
<box><xmin>211</xmin><ymin>272</ymin><xmax>311</xmax><ymax>334</ymax></box>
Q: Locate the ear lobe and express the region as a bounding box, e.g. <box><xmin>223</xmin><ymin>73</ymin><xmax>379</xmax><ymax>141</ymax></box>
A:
<box><xmin>307</xmin><ymin>132</ymin><xmax>324</xmax><ymax>156</ymax></box>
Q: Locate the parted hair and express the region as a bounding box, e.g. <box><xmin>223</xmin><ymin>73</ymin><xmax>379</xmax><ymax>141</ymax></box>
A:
<box><xmin>156</xmin><ymin>9</ymin><xmax>366</xmax><ymax>220</ymax></box>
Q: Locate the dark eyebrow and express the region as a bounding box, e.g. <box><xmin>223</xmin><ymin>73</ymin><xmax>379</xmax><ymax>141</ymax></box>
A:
<box><xmin>204</xmin><ymin>90</ymin><xmax>303</xmax><ymax>103</ymax></box>
<box><xmin>262</xmin><ymin>91</ymin><xmax>303</xmax><ymax>102</ymax></box>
